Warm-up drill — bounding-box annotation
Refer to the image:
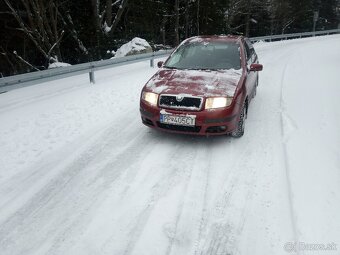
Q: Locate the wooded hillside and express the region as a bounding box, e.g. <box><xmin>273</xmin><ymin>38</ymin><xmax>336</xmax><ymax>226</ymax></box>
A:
<box><xmin>0</xmin><ymin>0</ymin><xmax>339</xmax><ymax>76</ymax></box>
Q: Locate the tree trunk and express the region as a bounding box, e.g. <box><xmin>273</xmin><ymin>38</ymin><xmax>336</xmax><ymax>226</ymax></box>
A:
<box><xmin>106</xmin><ymin>0</ymin><xmax>112</xmax><ymax>26</ymax></box>
<box><xmin>270</xmin><ymin>17</ymin><xmax>274</xmax><ymax>35</ymax></box>
<box><xmin>174</xmin><ymin>0</ymin><xmax>180</xmax><ymax>45</ymax></box>
<box><xmin>91</xmin><ymin>0</ymin><xmax>100</xmax><ymax>28</ymax></box>
<box><xmin>161</xmin><ymin>16</ymin><xmax>166</xmax><ymax>45</ymax></box>
<box><xmin>108</xmin><ymin>0</ymin><xmax>128</xmax><ymax>35</ymax></box>
<box><xmin>245</xmin><ymin>13</ymin><xmax>250</xmax><ymax>37</ymax></box>
<box><xmin>185</xmin><ymin>0</ymin><xmax>189</xmax><ymax>38</ymax></box>
<box><xmin>197</xmin><ymin>0</ymin><xmax>200</xmax><ymax>35</ymax></box>
<box><xmin>90</xmin><ymin>0</ymin><xmax>102</xmax><ymax>57</ymax></box>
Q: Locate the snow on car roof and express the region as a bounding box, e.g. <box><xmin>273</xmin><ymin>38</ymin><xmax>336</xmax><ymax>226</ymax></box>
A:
<box><xmin>186</xmin><ymin>35</ymin><xmax>243</xmax><ymax>44</ymax></box>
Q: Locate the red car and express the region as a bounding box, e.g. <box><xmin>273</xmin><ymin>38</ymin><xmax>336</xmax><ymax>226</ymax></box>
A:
<box><xmin>140</xmin><ymin>35</ymin><xmax>263</xmax><ymax>137</ymax></box>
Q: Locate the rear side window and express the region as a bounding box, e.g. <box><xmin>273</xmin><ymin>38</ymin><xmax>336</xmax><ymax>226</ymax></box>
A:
<box><xmin>244</xmin><ymin>39</ymin><xmax>256</xmax><ymax>63</ymax></box>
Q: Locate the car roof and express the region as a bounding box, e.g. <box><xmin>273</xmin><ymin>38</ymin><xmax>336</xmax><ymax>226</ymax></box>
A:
<box><xmin>185</xmin><ymin>35</ymin><xmax>245</xmax><ymax>44</ymax></box>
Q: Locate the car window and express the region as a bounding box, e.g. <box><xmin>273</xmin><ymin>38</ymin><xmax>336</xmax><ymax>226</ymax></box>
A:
<box><xmin>244</xmin><ymin>42</ymin><xmax>252</xmax><ymax>62</ymax></box>
<box><xmin>164</xmin><ymin>41</ymin><xmax>241</xmax><ymax>70</ymax></box>
<box><xmin>245</xmin><ymin>39</ymin><xmax>256</xmax><ymax>63</ymax></box>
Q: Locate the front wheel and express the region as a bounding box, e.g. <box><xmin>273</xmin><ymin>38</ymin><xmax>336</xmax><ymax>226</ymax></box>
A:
<box><xmin>230</xmin><ymin>104</ymin><xmax>246</xmax><ymax>138</ymax></box>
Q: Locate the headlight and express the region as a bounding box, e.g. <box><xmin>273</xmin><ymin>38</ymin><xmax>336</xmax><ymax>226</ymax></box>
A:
<box><xmin>205</xmin><ymin>97</ymin><xmax>232</xmax><ymax>109</ymax></box>
<box><xmin>142</xmin><ymin>92</ymin><xmax>159</xmax><ymax>106</ymax></box>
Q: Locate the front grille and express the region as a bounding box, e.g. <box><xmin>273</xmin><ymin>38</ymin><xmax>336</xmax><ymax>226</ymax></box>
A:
<box><xmin>159</xmin><ymin>95</ymin><xmax>202</xmax><ymax>110</ymax></box>
<box><xmin>157</xmin><ymin>122</ymin><xmax>201</xmax><ymax>133</ymax></box>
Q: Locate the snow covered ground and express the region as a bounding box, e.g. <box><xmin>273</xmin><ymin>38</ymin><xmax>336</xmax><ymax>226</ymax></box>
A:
<box><xmin>0</xmin><ymin>35</ymin><xmax>340</xmax><ymax>255</ymax></box>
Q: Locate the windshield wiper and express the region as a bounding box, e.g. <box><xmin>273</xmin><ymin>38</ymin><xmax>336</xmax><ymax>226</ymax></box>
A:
<box><xmin>186</xmin><ymin>68</ymin><xmax>217</xmax><ymax>71</ymax></box>
<box><xmin>163</xmin><ymin>65</ymin><xmax>176</xmax><ymax>69</ymax></box>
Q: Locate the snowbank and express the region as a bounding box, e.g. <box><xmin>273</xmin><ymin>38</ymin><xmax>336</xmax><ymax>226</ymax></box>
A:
<box><xmin>113</xmin><ymin>37</ymin><xmax>152</xmax><ymax>58</ymax></box>
<box><xmin>48</xmin><ymin>62</ymin><xmax>71</xmax><ymax>69</ymax></box>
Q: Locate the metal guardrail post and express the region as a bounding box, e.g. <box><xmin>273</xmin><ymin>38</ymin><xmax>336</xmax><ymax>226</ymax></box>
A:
<box><xmin>89</xmin><ymin>68</ymin><xmax>95</xmax><ymax>84</ymax></box>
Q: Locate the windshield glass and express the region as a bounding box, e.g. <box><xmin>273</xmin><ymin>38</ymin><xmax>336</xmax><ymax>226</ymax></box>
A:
<box><xmin>164</xmin><ymin>41</ymin><xmax>241</xmax><ymax>70</ymax></box>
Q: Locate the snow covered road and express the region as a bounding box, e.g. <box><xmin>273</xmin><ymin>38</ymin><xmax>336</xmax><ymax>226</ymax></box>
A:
<box><xmin>1</xmin><ymin>35</ymin><xmax>340</xmax><ymax>255</ymax></box>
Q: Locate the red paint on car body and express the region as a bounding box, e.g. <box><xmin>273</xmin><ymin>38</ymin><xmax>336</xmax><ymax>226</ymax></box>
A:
<box><xmin>140</xmin><ymin>35</ymin><xmax>263</xmax><ymax>136</ymax></box>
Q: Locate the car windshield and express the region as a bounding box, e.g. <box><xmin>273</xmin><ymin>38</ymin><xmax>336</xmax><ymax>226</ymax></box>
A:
<box><xmin>164</xmin><ymin>41</ymin><xmax>241</xmax><ymax>70</ymax></box>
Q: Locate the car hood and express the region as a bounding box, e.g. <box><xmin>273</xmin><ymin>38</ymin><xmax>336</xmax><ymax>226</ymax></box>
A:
<box><xmin>145</xmin><ymin>68</ymin><xmax>243</xmax><ymax>97</ymax></box>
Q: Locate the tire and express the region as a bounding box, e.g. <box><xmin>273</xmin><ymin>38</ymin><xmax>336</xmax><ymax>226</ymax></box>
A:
<box><xmin>231</xmin><ymin>104</ymin><xmax>246</xmax><ymax>138</ymax></box>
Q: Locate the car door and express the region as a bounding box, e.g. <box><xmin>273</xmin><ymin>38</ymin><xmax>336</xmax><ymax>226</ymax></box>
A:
<box><xmin>244</xmin><ymin>39</ymin><xmax>257</xmax><ymax>100</ymax></box>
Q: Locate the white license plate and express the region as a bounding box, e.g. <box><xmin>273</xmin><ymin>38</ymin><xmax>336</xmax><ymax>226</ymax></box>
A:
<box><xmin>160</xmin><ymin>114</ymin><xmax>196</xmax><ymax>126</ymax></box>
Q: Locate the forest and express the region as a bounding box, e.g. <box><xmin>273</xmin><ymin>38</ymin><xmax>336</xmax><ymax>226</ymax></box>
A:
<box><xmin>0</xmin><ymin>0</ymin><xmax>339</xmax><ymax>76</ymax></box>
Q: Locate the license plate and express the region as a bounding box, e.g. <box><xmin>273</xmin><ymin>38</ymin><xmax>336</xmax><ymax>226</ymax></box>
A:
<box><xmin>160</xmin><ymin>114</ymin><xmax>196</xmax><ymax>126</ymax></box>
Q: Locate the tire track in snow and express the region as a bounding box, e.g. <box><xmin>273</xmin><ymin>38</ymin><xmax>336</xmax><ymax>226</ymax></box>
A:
<box><xmin>0</xmin><ymin>82</ymin><xmax>88</xmax><ymax>114</ymax></box>
<box><xmin>0</xmin><ymin>108</ymin><xmax>138</xmax><ymax>218</ymax></box>
<box><xmin>119</xmin><ymin>139</ymin><xmax>198</xmax><ymax>255</ymax></box>
<box><xmin>45</xmin><ymin>132</ymin><xmax>159</xmax><ymax>255</ymax></box>
<box><xmin>0</xmin><ymin>115</ymin><xmax>157</xmax><ymax>255</ymax></box>
<box><xmin>193</xmin><ymin>143</ymin><xmax>244</xmax><ymax>255</ymax></box>
<box><xmin>255</xmin><ymin>43</ymin><xmax>301</xmax><ymax>254</ymax></box>
<box><xmin>166</xmin><ymin>143</ymin><xmax>213</xmax><ymax>255</ymax></box>
<box><xmin>278</xmin><ymin>56</ymin><xmax>300</xmax><ymax>254</ymax></box>
<box><xmin>192</xmin><ymin>144</ymin><xmax>213</xmax><ymax>255</ymax></box>
<box><xmin>199</xmin><ymin>154</ymin><xmax>245</xmax><ymax>254</ymax></box>
<box><xmin>197</xmin><ymin>143</ymin><xmax>258</xmax><ymax>255</ymax></box>
<box><xmin>193</xmin><ymin>45</ymin><xmax>299</xmax><ymax>253</ymax></box>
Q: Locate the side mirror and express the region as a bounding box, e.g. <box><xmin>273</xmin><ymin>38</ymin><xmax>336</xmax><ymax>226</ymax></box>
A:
<box><xmin>157</xmin><ymin>61</ymin><xmax>164</xmax><ymax>68</ymax></box>
<box><xmin>250</xmin><ymin>63</ymin><xmax>263</xmax><ymax>72</ymax></box>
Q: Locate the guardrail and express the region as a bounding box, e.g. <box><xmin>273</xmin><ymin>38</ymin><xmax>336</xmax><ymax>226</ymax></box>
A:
<box><xmin>250</xmin><ymin>28</ymin><xmax>340</xmax><ymax>42</ymax></box>
<box><xmin>0</xmin><ymin>49</ymin><xmax>173</xmax><ymax>92</ymax></box>
<box><xmin>1</xmin><ymin>28</ymin><xmax>339</xmax><ymax>93</ymax></box>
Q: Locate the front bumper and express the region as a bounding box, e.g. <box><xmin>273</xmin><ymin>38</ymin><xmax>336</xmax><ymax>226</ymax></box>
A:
<box><xmin>140</xmin><ymin>101</ymin><xmax>240</xmax><ymax>136</ymax></box>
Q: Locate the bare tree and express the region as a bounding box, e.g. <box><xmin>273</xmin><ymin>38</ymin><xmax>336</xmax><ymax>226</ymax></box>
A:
<box><xmin>3</xmin><ymin>0</ymin><xmax>64</xmax><ymax>62</ymax></box>
<box><xmin>58</xmin><ymin>13</ymin><xmax>88</xmax><ymax>55</ymax></box>
<box><xmin>0</xmin><ymin>46</ymin><xmax>18</xmax><ymax>74</ymax></box>
<box><xmin>267</xmin><ymin>0</ymin><xmax>294</xmax><ymax>35</ymax></box>
<box><xmin>91</xmin><ymin>0</ymin><xmax>128</xmax><ymax>35</ymax></box>
<box><xmin>224</xmin><ymin>0</ymin><xmax>267</xmax><ymax>36</ymax></box>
